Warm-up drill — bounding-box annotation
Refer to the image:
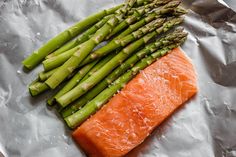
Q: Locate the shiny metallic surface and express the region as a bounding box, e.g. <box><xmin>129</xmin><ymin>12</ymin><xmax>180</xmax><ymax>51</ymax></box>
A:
<box><xmin>0</xmin><ymin>0</ymin><xmax>235</xmax><ymax>157</ymax></box>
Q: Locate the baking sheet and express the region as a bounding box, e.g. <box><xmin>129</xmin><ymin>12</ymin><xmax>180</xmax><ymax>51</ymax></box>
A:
<box><xmin>0</xmin><ymin>0</ymin><xmax>236</xmax><ymax>156</ymax></box>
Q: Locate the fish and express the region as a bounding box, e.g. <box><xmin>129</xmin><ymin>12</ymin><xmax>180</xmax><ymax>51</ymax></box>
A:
<box><xmin>73</xmin><ymin>48</ymin><xmax>198</xmax><ymax>157</ymax></box>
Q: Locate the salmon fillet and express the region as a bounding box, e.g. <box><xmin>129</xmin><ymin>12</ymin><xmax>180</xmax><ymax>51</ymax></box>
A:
<box><xmin>73</xmin><ymin>48</ymin><xmax>198</xmax><ymax>157</ymax></box>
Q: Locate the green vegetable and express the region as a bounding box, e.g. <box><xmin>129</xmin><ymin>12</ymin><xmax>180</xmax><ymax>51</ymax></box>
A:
<box><xmin>45</xmin><ymin>16</ymin><xmax>122</xmax><ymax>89</ymax></box>
<box><xmin>38</xmin><ymin>67</ymin><xmax>59</xmax><ymax>81</ymax></box>
<box><xmin>56</xmin><ymin>17</ymin><xmax>183</xmax><ymax>107</ymax></box>
<box><xmin>46</xmin><ymin>15</ymin><xmax>113</xmax><ymax>59</ymax></box>
<box><xmin>107</xmin><ymin>0</ymin><xmax>180</xmax><ymax>38</ymax></box>
<box><xmin>48</xmin><ymin>53</ymin><xmax>116</xmax><ymax>105</ymax></box>
<box><xmin>29</xmin><ymin>81</ymin><xmax>49</xmax><ymax>97</ymax></box>
<box><xmin>22</xmin><ymin>4</ymin><xmax>123</xmax><ymax>70</ymax></box>
<box><xmin>45</xmin><ymin>1</ymin><xmax>137</xmax><ymax>89</ymax></box>
<box><xmin>79</xmin><ymin>18</ymin><xmax>166</xmax><ymax>66</ymax></box>
<box><xmin>47</xmin><ymin>60</ymin><xmax>98</xmax><ymax>105</ymax></box>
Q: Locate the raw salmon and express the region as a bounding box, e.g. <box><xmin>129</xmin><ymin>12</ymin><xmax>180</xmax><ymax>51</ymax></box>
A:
<box><xmin>73</xmin><ymin>48</ymin><xmax>197</xmax><ymax>157</ymax></box>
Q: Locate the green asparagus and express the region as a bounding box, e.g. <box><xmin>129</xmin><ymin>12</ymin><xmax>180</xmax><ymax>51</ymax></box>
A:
<box><xmin>79</xmin><ymin>18</ymin><xmax>165</xmax><ymax>66</ymax></box>
<box><xmin>56</xmin><ymin>17</ymin><xmax>183</xmax><ymax>107</ymax></box>
<box><xmin>128</xmin><ymin>0</ymin><xmax>171</xmax><ymax>15</ymax></box>
<box><xmin>22</xmin><ymin>4</ymin><xmax>123</xmax><ymax>70</ymax></box>
<box><xmin>107</xmin><ymin>0</ymin><xmax>180</xmax><ymax>39</ymax></box>
<box><xmin>39</xmin><ymin>67</ymin><xmax>59</xmax><ymax>81</ymax></box>
<box><xmin>80</xmin><ymin>53</ymin><xmax>117</xmax><ymax>83</ymax></box>
<box><xmin>79</xmin><ymin>2</ymin><xmax>182</xmax><ymax>66</ymax></box>
<box><xmin>48</xmin><ymin>53</ymin><xmax>116</xmax><ymax>105</ymax></box>
<box><xmin>134</xmin><ymin>0</ymin><xmax>153</xmax><ymax>7</ymax></box>
<box><xmin>43</xmin><ymin>3</ymin><xmax>184</xmax><ymax>72</ymax></box>
<box><xmin>43</xmin><ymin>45</ymin><xmax>80</xmax><ymax>71</ymax></box>
<box><xmin>43</xmin><ymin>17</ymin><xmax>166</xmax><ymax>71</ymax></box>
<box><xmin>45</xmin><ymin>7</ymin><xmax>129</xmax><ymax>89</ymax></box>
<box><xmin>29</xmin><ymin>81</ymin><xmax>49</xmax><ymax>97</ymax></box>
<box><xmin>115</xmin><ymin>6</ymin><xmax>186</xmax><ymax>40</ymax></box>
<box><xmin>173</xmin><ymin>6</ymin><xmax>188</xmax><ymax>16</ymax></box>
<box><xmin>47</xmin><ymin>60</ymin><xmax>99</xmax><ymax>105</ymax></box>
<box><xmin>46</xmin><ymin>15</ymin><xmax>113</xmax><ymax>59</ymax></box>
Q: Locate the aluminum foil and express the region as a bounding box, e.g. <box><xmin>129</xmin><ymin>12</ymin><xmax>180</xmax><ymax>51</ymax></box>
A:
<box><xmin>0</xmin><ymin>0</ymin><xmax>236</xmax><ymax>156</ymax></box>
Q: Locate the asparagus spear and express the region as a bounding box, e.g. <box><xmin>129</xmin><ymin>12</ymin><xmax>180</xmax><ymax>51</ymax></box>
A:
<box><xmin>30</xmin><ymin>65</ymin><xmax>79</xmax><ymax>97</ymax></box>
<box><xmin>113</xmin><ymin>13</ymin><xmax>161</xmax><ymax>40</ymax></box>
<box><xmin>134</xmin><ymin>0</ymin><xmax>153</xmax><ymax>7</ymax></box>
<box><xmin>127</xmin><ymin>0</ymin><xmax>171</xmax><ymax>15</ymax></box>
<box><xmin>107</xmin><ymin>0</ymin><xmax>180</xmax><ymax>39</ymax></box>
<box><xmin>22</xmin><ymin>4</ymin><xmax>123</xmax><ymax>70</ymax></box>
<box><xmin>43</xmin><ymin>18</ymin><xmax>165</xmax><ymax>71</ymax></box>
<box><xmin>79</xmin><ymin>2</ymin><xmax>182</xmax><ymax>66</ymax></box>
<box><xmin>45</xmin><ymin>2</ymin><xmax>133</xmax><ymax>89</ymax></box>
<box><xmin>29</xmin><ymin>81</ymin><xmax>49</xmax><ymax>97</ymax></box>
<box><xmin>46</xmin><ymin>0</ymin><xmax>147</xmax><ymax>59</ymax></box>
<box><xmin>61</xmin><ymin>29</ymin><xmax>188</xmax><ymax>117</ymax></box>
<box><xmin>30</xmin><ymin>75</ymin><xmax>76</xmax><ymax>97</ymax></box>
<box><xmin>48</xmin><ymin>53</ymin><xmax>116</xmax><ymax>105</ymax></box>
<box><xmin>43</xmin><ymin>2</ymin><xmax>183</xmax><ymax>72</ymax></box>
<box><xmin>173</xmin><ymin>6</ymin><xmax>188</xmax><ymax>16</ymax></box>
<box><xmin>39</xmin><ymin>67</ymin><xmax>59</xmax><ymax>81</ymax></box>
<box><xmin>64</xmin><ymin>39</ymin><xmax>187</xmax><ymax>128</ymax></box>
<box><xmin>43</xmin><ymin>45</ymin><xmax>80</xmax><ymax>71</ymax></box>
<box><xmin>45</xmin><ymin>15</ymin><xmax>113</xmax><ymax>59</ymax></box>
<box><xmin>56</xmin><ymin>17</ymin><xmax>183</xmax><ymax>107</ymax></box>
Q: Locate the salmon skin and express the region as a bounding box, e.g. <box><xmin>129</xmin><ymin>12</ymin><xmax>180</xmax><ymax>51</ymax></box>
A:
<box><xmin>73</xmin><ymin>48</ymin><xmax>198</xmax><ymax>157</ymax></box>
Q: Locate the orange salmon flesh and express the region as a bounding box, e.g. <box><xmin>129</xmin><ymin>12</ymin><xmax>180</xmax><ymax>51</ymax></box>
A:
<box><xmin>73</xmin><ymin>48</ymin><xmax>198</xmax><ymax>157</ymax></box>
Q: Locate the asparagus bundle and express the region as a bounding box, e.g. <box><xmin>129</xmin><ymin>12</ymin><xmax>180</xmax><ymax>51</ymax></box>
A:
<box><xmin>45</xmin><ymin>1</ymin><xmax>138</xmax><ymax>89</ymax></box>
<box><xmin>47</xmin><ymin>53</ymin><xmax>116</xmax><ymax>105</ymax></box>
<box><xmin>22</xmin><ymin>0</ymin><xmax>188</xmax><ymax>130</ymax></box>
<box><xmin>45</xmin><ymin>15</ymin><xmax>113</xmax><ymax>60</ymax></box>
<box><xmin>45</xmin><ymin>0</ymin><xmax>152</xmax><ymax>60</ymax></box>
<box><xmin>56</xmin><ymin>17</ymin><xmax>184</xmax><ymax>107</ymax></box>
<box><xmin>41</xmin><ymin>1</ymin><xmax>181</xmax><ymax>72</ymax></box>
<box><xmin>42</xmin><ymin>17</ymin><xmax>166</xmax><ymax>71</ymax></box>
<box><xmin>22</xmin><ymin>4</ymin><xmax>123</xmax><ymax>70</ymax></box>
<box><xmin>28</xmin><ymin>0</ymin><xmax>181</xmax><ymax>97</ymax></box>
<box><xmin>81</xmin><ymin>0</ymin><xmax>181</xmax><ymax>66</ymax></box>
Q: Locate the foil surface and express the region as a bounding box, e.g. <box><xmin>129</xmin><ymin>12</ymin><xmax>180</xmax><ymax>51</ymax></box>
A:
<box><xmin>0</xmin><ymin>0</ymin><xmax>236</xmax><ymax>157</ymax></box>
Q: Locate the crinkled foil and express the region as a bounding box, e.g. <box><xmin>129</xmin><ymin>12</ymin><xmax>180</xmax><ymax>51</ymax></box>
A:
<box><xmin>0</xmin><ymin>0</ymin><xmax>236</xmax><ymax>157</ymax></box>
